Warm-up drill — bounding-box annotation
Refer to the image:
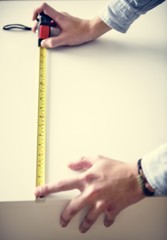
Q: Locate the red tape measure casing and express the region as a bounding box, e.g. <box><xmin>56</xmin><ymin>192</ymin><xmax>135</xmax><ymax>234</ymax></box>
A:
<box><xmin>39</xmin><ymin>25</ymin><xmax>50</xmax><ymax>39</ymax></box>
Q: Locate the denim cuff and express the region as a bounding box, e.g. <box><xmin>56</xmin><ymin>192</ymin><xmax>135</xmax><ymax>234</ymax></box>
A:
<box><xmin>99</xmin><ymin>0</ymin><xmax>140</xmax><ymax>33</ymax></box>
<box><xmin>99</xmin><ymin>0</ymin><xmax>165</xmax><ymax>33</ymax></box>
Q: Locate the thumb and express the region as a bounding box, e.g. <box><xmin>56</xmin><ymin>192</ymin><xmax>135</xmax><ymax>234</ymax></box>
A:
<box><xmin>41</xmin><ymin>35</ymin><xmax>64</xmax><ymax>48</ymax></box>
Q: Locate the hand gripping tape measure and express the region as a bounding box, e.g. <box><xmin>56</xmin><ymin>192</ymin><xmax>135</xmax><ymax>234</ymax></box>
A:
<box><xmin>36</xmin><ymin>12</ymin><xmax>56</xmax><ymax>187</ymax></box>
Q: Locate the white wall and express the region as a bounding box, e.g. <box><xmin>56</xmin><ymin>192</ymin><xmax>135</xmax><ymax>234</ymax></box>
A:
<box><xmin>0</xmin><ymin>1</ymin><xmax>167</xmax><ymax>240</ymax></box>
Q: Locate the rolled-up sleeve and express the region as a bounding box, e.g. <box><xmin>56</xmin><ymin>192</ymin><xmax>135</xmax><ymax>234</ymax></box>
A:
<box><xmin>99</xmin><ymin>0</ymin><xmax>165</xmax><ymax>33</ymax></box>
<box><xmin>142</xmin><ymin>143</ymin><xmax>167</xmax><ymax>196</ymax></box>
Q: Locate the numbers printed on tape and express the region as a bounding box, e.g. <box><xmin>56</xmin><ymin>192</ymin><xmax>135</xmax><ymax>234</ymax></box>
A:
<box><xmin>36</xmin><ymin>47</ymin><xmax>47</xmax><ymax>187</ymax></box>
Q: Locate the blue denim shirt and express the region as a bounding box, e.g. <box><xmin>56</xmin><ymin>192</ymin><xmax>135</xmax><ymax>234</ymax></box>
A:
<box><xmin>99</xmin><ymin>0</ymin><xmax>165</xmax><ymax>33</ymax></box>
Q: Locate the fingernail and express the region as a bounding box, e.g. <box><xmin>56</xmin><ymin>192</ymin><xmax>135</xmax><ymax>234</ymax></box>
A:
<box><xmin>41</xmin><ymin>40</ymin><xmax>45</xmax><ymax>47</ymax></box>
<box><xmin>104</xmin><ymin>222</ymin><xmax>110</xmax><ymax>227</ymax></box>
<box><xmin>60</xmin><ymin>219</ymin><xmax>68</xmax><ymax>228</ymax></box>
<box><xmin>60</xmin><ymin>221</ymin><xmax>67</xmax><ymax>228</ymax></box>
<box><xmin>61</xmin><ymin>223</ymin><xmax>67</xmax><ymax>227</ymax></box>
<box><xmin>79</xmin><ymin>226</ymin><xmax>87</xmax><ymax>233</ymax></box>
<box><xmin>104</xmin><ymin>219</ymin><xmax>113</xmax><ymax>227</ymax></box>
<box><xmin>60</xmin><ymin>222</ymin><xmax>67</xmax><ymax>228</ymax></box>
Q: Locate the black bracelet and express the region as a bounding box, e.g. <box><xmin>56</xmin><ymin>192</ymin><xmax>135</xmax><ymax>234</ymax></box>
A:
<box><xmin>137</xmin><ymin>159</ymin><xmax>154</xmax><ymax>197</ymax></box>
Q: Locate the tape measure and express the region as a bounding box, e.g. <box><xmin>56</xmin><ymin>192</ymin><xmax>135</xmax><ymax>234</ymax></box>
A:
<box><xmin>3</xmin><ymin>20</ymin><xmax>48</xmax><ymax>187</ymax></box>
<box><xmin>3</xmin><ymin>12</ymin><xmax>53</xmax><ymax>189</ymax></box>
<box><xmin>36</xmin><ymin>46</ymin><xmax>47</xmax><ymax>187</ymax></box>
<box><xmin>36</xmin><ymin>12</ymin><xmax>56</xmax><ymax>188</ymax></box>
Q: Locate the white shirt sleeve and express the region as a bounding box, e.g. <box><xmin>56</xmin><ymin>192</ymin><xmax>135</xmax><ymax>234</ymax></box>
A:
<box><xmin>142</xmin><ymin>143</ymin><xmax>167</xmax><ymax>196</ymax></box>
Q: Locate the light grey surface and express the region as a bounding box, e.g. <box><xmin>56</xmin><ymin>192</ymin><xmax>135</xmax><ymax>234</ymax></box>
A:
<box><xmin>0</xmin><ymin>198</ymin><xmax>167</xmax><ymax>240</ymax></box>
<box><xmin>0</xmin><ymin>1</ymin><xmax>167</xmax><ymax>240</ymax></box>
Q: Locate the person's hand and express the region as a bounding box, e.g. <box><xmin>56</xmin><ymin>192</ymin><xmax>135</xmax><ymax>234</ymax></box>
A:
<box><xmin>32</xmin><ymin>2</ymin><xmax>111</xmax><ymax>48</ymax></box>
<box><xmin>35</xmin><ymin>155</ymin><xmax>145</xmax><ymax>233</ymax></box>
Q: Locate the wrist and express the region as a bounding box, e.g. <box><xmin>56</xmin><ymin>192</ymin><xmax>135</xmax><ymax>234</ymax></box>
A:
<box><xmin>88</xmin><ymin>16</ymin><xmax>111</xmax><ymax>40</ymax></box>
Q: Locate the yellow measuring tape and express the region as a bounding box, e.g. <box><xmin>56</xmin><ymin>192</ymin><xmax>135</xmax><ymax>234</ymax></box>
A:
<box><xmin>36</xmin><ymin>47</ymin><xmax>47</xmax><ymax>187</ymax></box>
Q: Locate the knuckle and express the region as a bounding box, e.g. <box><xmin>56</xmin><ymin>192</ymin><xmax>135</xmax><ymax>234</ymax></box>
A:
<box><xmin>68</xmin><ymin>208</ymin><xmax>77</xmax><ymax>217</ymax></box>
<box><xmin>106</xmin><ymin>205</ymin><xmax>114</xmax><ymax>213</ymax></box>
<box><xmin>97</xmin><ymin>154</ymin><xmax>105</xmax><ymax>160</ymax></box>
<box><xmin>42</xmin><ymin>2</ymin><xmax>47</xmax><ymax>8</ymax></box>
<box><xmin>87</xmin><ymin>187</ymin><xmax>101</xmax><ymax>201</ymax></box>
<box><xmin>84</xmin><ymin>173</ymin><xmax>96</xmax><ymax>183</ymax></box>
<box><xmin>96</xmin><ymin>201</ymin><xmax>106</xmax><ymax>211</ymax></box>
<box><xmin>62</xmin><ymin>11</ymin><xmax>69</xmax><ymax>16</ymax></box>
<box><xmin>80</xmin><ymin>156</ymin><xmax>88</xmax><ymax>161</ymax></box>
<box><xmin>56</xmin><ymin>12</ymin><xmax>65</xmax><ymax>22</ymax></box>
<box><xmin>43</xmin><ymin>184</ymin><xmax>49</xmax><ymax>194</ymax></box>
<box><xmin>57</xmin><ymin>180</ymin><xmax>66</xmax><ymax>190</ymax></box>
<box><xmin>47</xmin><ymin>38</ymin><xmax>55</xmax><ymax>48</ymax></box>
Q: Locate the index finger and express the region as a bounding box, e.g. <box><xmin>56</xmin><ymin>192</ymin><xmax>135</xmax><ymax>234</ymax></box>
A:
<box><xmin>35</xmin><ymin>177</ymin><xmax>82</xmax><ymax>198</ymax></box>
<box><xmin>32</xmin><ymin>2</ymin><xmax>60</xmax><ymax>21</ymax></box>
